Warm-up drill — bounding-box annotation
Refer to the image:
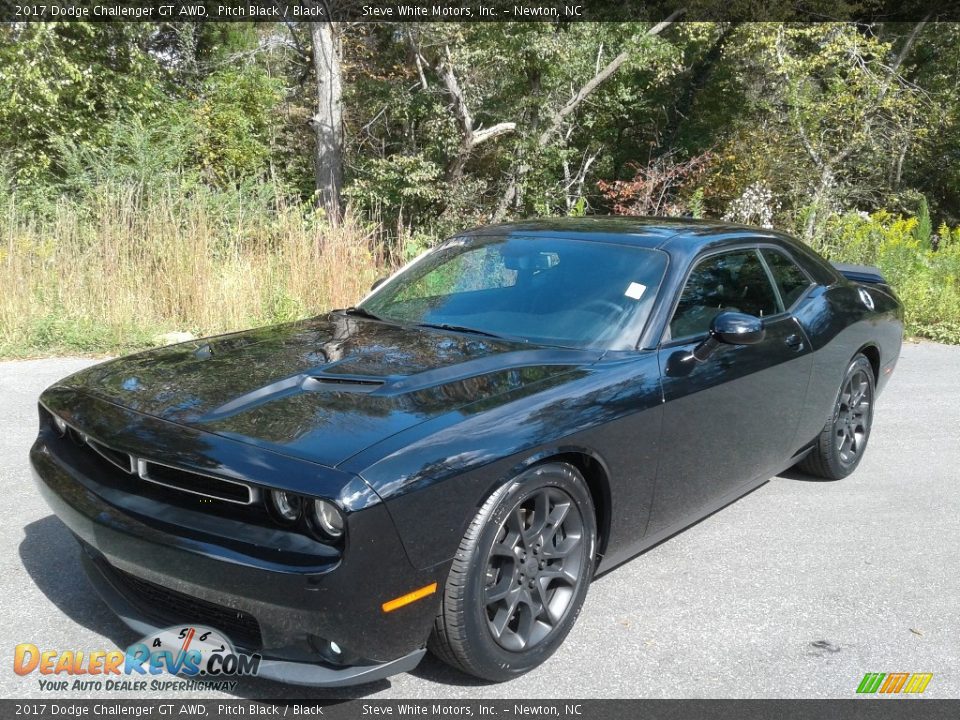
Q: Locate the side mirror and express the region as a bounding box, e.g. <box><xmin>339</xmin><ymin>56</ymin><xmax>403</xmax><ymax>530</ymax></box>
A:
<box><xmin>692</xmin><ymin>311</ymin><xmax>765</xmax><ymax>362</ymax></box>
<box><xmin>711</xmin><ymin>311</ymin><xmax>765</xmax><ymax>345</ymax></box>
<box><xmin>370</xmin><ymin>277</ymin><xmax>387</xmax><ymax>292</ymax></box>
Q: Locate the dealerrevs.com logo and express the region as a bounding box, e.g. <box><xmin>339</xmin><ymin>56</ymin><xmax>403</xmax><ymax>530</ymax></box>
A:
<box><xmin>14</xmin><ymin>625</ymin><xmax>261</xmax><ymax>692</ymax></box>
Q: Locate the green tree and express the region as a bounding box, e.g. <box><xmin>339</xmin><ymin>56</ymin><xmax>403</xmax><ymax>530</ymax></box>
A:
<box><xmin>0</xmin><ymin>23</ymin><xmax>172</xmax><ymax>186</ymax></box>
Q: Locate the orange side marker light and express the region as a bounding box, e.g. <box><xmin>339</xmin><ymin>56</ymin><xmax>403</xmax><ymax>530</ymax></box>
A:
<box><xmin>382</xmin><ymin>582</ymin><xmax>438</xmax><ymax>613</ymax></box>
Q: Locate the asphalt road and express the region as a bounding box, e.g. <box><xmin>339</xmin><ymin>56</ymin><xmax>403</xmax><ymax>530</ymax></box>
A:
<box><xmin>1</xmin><ymin>342</ymin><xmax>957</xmax><ymax>700</ymax></box>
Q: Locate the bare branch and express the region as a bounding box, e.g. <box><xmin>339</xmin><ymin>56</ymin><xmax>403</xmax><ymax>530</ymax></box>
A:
<box><xmin>536</xmin><ymin>9</ymin><xmax>683</xmax><ymax>148</ymax></box>
<box><xmin>472</xmin><ymin>122</ymin><xmax>518</xmax><ymax>146</ymax></box>
<box><xmin>882</xmin><ymin>14</ymin><xmax>930</xmax><ymax>98</ymax></box>
<box><xmin>493</xmin><ymin>11</ymin><xmax>684</xmax><ymax>220</ymax></box>
<box><xmin>835</xmin><ymin>15</ymin><xmax>929</xmax><ymax>165</ymax></box>
<box><xmin>647</xmin><ymin>11</ymin><xmax>685</xmax><ymax>38</ymax></box>
<box><xmin>279</xmin><ymin>15</ymin><xmax>309</xmax><ymax>59</ymax></box>
<box><xmin>441</xmin><ymin>46</ymin><xmax>474</xmax><ymax>137</ymax></box>
<box><xmin>407</xmin><ymin>29</ymin><xmax>430</xmax><ymax>91</ymax></box>
<box><xmin>565</xmin><ymin>148</ymin><xmax>600</xmax><ymax>209</ymax></box>
<box><xmin>439</xmin><ymin>46</ymin><xmax>516</xmax><ymax>182</ymax></box>
<box><xmin>774</xmin><ymin>27</ymin><xmax>823</xmax><ymax>169</ymax></box>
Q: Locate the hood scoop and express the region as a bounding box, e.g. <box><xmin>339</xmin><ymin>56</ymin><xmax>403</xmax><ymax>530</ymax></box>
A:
<box><xmin>303</xmin><ymin>375</ymin><xmax>386</xmax><ymax>394</ymax></box>
<box><xmin>199</xmin><ymin>371</ymin><xmax>389</xmax><ymax>423</ymax></box>
<box><xmin>198</xmin><ymin>348</ymin><xmax>597</xmax><ymax>423</ymax></box>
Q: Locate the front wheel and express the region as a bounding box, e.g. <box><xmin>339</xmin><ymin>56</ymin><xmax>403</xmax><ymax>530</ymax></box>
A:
<box><xmin>798</xmin><ymin>353</ymin><xmax>875</xmax><ymax>480</ymax></box>
<box><xmin>429</xmin><ymin>463</ymin><xmax>597</xmax><ymax>681</ymax></box>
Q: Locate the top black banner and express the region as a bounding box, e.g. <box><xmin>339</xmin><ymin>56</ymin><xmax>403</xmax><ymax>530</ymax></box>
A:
<box><xmin>0</xmin><ymin>0</ymin><xmax>958</xmax><ymax>22</ymax></box>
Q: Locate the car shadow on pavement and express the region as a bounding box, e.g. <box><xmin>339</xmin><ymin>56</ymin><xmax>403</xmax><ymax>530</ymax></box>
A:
<box><xmin>19</xmin><ymin>515</ymin><xmax>460</xmax><ymax>700</ymax></box>
<box><xmin>407</xmin><ymin>653</ymin><xmax>493</xmax><ymax>687</ymax></box>
<box><xmin>19</xmin><ymin>515</ymin><xmax>137</xmax><ymax>646</ymax></box>
<box><xmin>776</xmin><ymin>468</ymin><xmax>835</xmax><ymax>482</ymax></box>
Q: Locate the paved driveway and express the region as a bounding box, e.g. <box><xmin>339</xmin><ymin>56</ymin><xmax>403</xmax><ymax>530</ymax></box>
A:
<box><xmin>1</xmin><ymin>342</ymin><xmax>957</xmax><ymax>699</ymax></box>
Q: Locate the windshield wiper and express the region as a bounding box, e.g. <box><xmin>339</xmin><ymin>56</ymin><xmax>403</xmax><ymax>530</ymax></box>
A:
<box><xmin>415</xmin><ymin>322</ymin><xmax>515</xmax><ymax>341</ymax></box>
<box><xmin>341</xmin><ymin>306</ymin><xmax>387</xmax><ymax>322</ymax></box>
<box><xmin>342</xmin><ymin>310</ymin><xmax>518</xmax><ymax>341</ymax></box>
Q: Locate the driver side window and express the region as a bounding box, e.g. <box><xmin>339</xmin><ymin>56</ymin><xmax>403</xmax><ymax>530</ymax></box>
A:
<box><xmin>669</xmin><ymin>250</ymin><xmax>780</xmax><ymax>341</ymax></box>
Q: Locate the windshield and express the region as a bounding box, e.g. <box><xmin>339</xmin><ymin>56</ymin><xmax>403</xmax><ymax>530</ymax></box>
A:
<box><xmin>360</xmin><ymin>235</ymin><xmax>668</xmax><ymax>350</ymax></box>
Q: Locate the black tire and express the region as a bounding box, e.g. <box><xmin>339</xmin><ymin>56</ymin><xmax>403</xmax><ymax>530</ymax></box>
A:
<box><xmin>429</xmin><ymin>462</ymin><xmax>597</xmax><ymax>682</ymax></box>
<box><xmin>798</xmin><ymin>353</ymin><xmax>875</xmax><ymax>480</ymax></box>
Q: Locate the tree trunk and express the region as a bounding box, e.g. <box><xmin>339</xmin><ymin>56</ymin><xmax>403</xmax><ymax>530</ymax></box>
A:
<box><xmin>310</xmin><ymin>21</ymin><xmax>343</xmax><ymax>223</ymax></box>
<box><xmin>891</xmin><ymin>116</ymin><xmax>914</xmax><ymax>191</ymax></box>
<box><xmin>662</xmin><ymin>23</ymin><xmax>736</xmax><ymax>153</ymax></box>
<box><xmin>804</xmin><ymin>165</ymin><xmax>834</xmax><ymax>241</ymax></box>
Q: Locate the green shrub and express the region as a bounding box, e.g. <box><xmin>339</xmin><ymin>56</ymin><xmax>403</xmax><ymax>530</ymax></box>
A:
<box><xmin>814</xmin><ymin>211</ymin><xmax>960</xmax><ymax>344</ymax></box>
<box><xmin>344</xmin><ymin>154</ymin><xmax>445</xmax><ymax>229</ymax></box>
<box><xmin>186</xmin><ymin>66</ymin><xmax>282</xmax><ymax>185</ymax></box>
<box><xmin>915</xmin><ymin>195</ymin><xmax>933</xmax><ymax>249</ymax></box>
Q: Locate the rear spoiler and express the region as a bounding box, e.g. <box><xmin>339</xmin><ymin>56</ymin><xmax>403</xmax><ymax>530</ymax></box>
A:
<box><xmin>831</xmin><ymin>262</ymin><xmax>887</xmax><ymax>286</ymax></box>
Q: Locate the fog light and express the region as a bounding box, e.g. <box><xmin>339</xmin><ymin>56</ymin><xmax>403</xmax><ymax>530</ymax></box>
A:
<box><xmin>52</xmin><ymin>415</ymin><xmax>67</xmax><ymax>436</ymax></box>
<box><xmin>268</xmin><ymin>490</ymin><xmax>302</xmax><ymax>523</ymax></box>
<box><xmin>310</xmin><ymin>499</ymin><xmax>344</xmax><ymax>539</ymax></box>
<box><xmin>308</xmin><ymin>634</ymin><xmax>358</xmax><ymax>666</ymax></box>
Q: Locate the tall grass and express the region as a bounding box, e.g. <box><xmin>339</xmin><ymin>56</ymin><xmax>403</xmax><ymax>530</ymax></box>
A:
<box><xmin>0</xmin><ymin>181</ymin><xmax>396</xmax><ymax>358</ymax></box>
<box><xmin>3</xmin><ymin>187</ymin><xmax>958</xmax><ymax>359</ymax></box>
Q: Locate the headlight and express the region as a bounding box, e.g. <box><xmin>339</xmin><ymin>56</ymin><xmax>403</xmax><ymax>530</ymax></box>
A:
<box><xmin>267</xmin><ymin>490</ymin><xmax>302</xmax><ymax>523</ymax></box>
<box><xmin>309</xmin><ymin>499</ymin><xmax>345</xmax><ymax>539</ymax></box>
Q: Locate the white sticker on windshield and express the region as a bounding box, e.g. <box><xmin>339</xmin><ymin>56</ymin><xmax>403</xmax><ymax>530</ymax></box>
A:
<box><xmin>624</xmin><ymin>282</ymin><xmax>647</xmax><ymax>300</ymax></box>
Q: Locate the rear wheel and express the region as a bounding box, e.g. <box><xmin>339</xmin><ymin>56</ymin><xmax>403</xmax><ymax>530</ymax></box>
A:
<box><xmin>798</xmin><ymin>354</ymin><xmax>875</xmax><ymax>480</ymax></box>
<box><xmin>429</xmin><ymin>463</ymin><xmax>596</xmax><ymax>681</ymax></box>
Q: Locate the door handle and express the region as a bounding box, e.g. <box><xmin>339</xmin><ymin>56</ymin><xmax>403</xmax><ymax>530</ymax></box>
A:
<box><xmin>785</xmin><ymin>334</ymin><xmax>804</xmax><ymax>351</ymax></box>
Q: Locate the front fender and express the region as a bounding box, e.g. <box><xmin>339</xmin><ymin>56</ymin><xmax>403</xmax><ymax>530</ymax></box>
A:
<box><xmin>345</xmin><ymin>353</ymin><xmax>664</xmax><ymax>570</ymax></box>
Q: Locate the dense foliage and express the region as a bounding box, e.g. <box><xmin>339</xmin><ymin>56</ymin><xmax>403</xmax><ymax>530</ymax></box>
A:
<box><xmin>1</xmin><ymin>20</ymin><xmax>959</xmax><ymax>354</ymax></box>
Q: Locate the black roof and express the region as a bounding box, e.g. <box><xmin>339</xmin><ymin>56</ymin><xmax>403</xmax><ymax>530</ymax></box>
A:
<box><xmin>463</xmin><ymin>216</ymin><xmax>793</xmax><ymax>251</ymax></box>
<box><xmin>459</xmin><ymin>216</ymin><xmax>838</xmax><ymax>284</ymax></box>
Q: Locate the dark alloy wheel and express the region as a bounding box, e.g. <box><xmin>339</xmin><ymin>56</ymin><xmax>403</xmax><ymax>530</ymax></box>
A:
<box><xmin>483</xmin><ymin>486</ymin><xmax>587</xmax><ymax>652</ymax></box>
<box><xmin>799</xmin><ymin>353</ymin><xmax>875</xmax><ymax>480</ymax></box>
<box><xmin>429</xmin><ymin>463</ymin><xmax>597</xmax><ymax>681</ymax></box>
<box><xmin>834</xmin><ymin>365</ymin><xmax>872</xmax><ymax>466</ymax></box>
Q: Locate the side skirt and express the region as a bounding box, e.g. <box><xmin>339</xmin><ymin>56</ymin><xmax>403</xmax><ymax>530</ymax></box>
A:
<box><xmin>593</xmin><ymin>453</ymin><xmax>806</xmax><ymax>577</ymax></box>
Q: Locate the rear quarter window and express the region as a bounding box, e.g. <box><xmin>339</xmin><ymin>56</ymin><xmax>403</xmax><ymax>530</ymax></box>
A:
<box><xmin>762</xmin><ymin>249</ymin><xmax>813</xmax><ymax>308</ymax></box>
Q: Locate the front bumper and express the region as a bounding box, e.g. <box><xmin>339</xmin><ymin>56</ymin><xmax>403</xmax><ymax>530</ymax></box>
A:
<box><xmin>79</xmin><ymin>547</ymin><xmax>425</xmax><ymax>686</ymax></box>
<box><xmin>30</xmin><ymin>433</ymin><xmax>446</xmax><ymax>686</ymax></box>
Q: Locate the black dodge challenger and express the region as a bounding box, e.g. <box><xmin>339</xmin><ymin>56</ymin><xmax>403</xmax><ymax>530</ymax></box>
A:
<box><xmin>31</xmin><ymin>218</ymin><xmax>903</xmax><ymax>686</ymax></box>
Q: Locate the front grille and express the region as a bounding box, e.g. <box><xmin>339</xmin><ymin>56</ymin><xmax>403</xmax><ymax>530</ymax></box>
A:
<box><xmin>86</xmin><ymin>438</ymin><xmax>135</xmax><ymax>474</ymax></box>
<box><xmin>138</xmin><ymin>460</ymin><xmax>255</xmax><ymax>505</ymax></box>
<box><xmin>101</xmin><ymin>560</ymin><xmax>263</xmax><ymax>650</ymax></box>
<box><xmin>52</xmin><ymin>414</ymin><xmax>258</xmax><ymax>507</ymax></box>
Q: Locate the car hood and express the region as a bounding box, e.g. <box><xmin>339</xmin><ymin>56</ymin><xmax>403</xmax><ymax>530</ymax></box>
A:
<box><xmin>57</xmin><ymin>314</ymin><xmax>599</xmax><ymax>467</ymax></box>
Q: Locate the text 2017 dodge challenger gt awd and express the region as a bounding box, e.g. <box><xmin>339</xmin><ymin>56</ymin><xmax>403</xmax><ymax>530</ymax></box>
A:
<box><xmin>31</xmin><ymin>218</ymin><xmax>902</xmax><ymax>686</ymax></box>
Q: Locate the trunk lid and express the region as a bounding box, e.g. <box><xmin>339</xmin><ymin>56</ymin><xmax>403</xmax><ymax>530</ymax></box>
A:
<box><xmin>832</xmin><ymin>262</ymin><xmax>887</xmax><ymax>286</ymax></box>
